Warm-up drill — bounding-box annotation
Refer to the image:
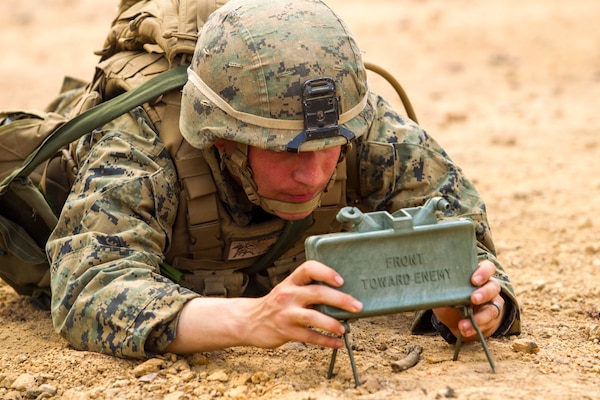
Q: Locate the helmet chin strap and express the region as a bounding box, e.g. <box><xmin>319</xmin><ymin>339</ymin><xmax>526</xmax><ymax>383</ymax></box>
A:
<box><xmin>218</xmin><ymin>143</ymin><xmax>334</xmax><ymax>217</ymax></box>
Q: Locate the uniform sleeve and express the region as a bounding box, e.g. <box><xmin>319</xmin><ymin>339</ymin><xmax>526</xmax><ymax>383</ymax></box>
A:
<box><xmin>357</xmin><ymin>93</ymin><xmax>520</xmax><ymax>337</ymax></box>
<box><xmin>46</xmin><ymin>109</ymin><xmax>199</xmax><ymax>359</ymax></box>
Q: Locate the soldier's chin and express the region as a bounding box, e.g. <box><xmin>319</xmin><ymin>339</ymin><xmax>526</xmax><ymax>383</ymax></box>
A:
<box><xmin>273</xmin><ymin>209</ymin><xmax>313</xmax><ymax>221</ymax></box>
<box><xmin>260</xmin><ymin>195</ymin><xmax>320</xmax><ymax>220</ymax></box>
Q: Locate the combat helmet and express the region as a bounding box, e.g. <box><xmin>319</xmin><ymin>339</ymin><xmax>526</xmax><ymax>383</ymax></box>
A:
<box><xmin>179</xmin><ymin>0</ymin><xmax>372</xmax><ymax>216</ymax></box>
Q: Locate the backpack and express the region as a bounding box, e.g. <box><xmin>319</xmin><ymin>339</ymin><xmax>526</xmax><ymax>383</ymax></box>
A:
<box><xmin>0</xmin><ymin>0</ymin><xmax>232</xmax><ymax>309</ymax></box>
<box><xmin>0</xmin><ymin>67</ymin><xmax>188</xmax><ymax>309</ymax></box>
<box><xmin>0</xmin><ymin>0</ymin><xmax>417</xmax><ymax>309</ymax></box>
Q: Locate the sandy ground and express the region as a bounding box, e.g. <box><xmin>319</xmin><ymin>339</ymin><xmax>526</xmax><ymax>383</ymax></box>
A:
<box><xmin>1</xmin><ymin>0</ymin><xmax>599</xmax><ymax>399</ymax></box>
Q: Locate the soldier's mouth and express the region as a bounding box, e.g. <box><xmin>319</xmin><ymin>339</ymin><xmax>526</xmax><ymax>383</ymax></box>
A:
<box><xmin>286</xmin><ymin>192</ymin><xmax>318</xmax><ymax>203</ymax></box>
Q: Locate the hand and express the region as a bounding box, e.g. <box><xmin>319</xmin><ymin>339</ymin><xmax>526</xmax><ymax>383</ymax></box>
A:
<box><xmin>165</xmin><ymin>260</ymin><xmax>362</xmax><ymax>355</ymax></box>
<box><xmin>246</xmin><ymin>260</ymin><xmax>363</xmax><ymax>349</ymax></box>
<box><xmin>432</xmin><ymin>260</ymin><xmax>504</xmax><ymax>341</ymax></box>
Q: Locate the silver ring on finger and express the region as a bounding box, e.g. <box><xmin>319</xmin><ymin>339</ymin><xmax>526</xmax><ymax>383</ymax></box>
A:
<box><xmin>486</xmin><ymin>300</ymin><xmax>502</xmax><ymax>319</ymax></box>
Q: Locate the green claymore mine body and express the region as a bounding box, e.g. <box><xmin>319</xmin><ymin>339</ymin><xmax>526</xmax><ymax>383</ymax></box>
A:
<box><xmin>305</xmin><ymin>197</ymin><xmax>495</xmax><ymax>385</ymax></box>
<box><xmin>307</xmin><ymin>197</ymin><xmax>477</xmax><ymax>319</ymax></box>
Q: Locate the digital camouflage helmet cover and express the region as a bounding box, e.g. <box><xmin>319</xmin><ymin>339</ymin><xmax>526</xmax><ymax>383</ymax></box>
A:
<box><xmin>179</xmin><ymin>0</ymin><xmax>372</xmax><ymax>153</ymax></box>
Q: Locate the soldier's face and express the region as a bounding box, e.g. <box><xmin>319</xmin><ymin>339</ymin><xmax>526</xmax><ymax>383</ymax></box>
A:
<box><xmin>248</xmin><ymin>144</ymin><xmax>342</xmax><ymax>220</ymax></box>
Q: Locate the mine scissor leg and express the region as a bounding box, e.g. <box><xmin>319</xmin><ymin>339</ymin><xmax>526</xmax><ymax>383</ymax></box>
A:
<box><xmin>452</xmin><ymin>305</ymin><xmax>496</xmax><ymax>372</ymax></box>
<box><xmin>327</xmin><ymin>321</ymin><xmax>361</xmax><ymax>387</ymax></box>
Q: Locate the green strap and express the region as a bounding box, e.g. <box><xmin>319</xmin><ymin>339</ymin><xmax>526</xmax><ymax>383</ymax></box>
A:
<box><xmin>0</xmin><ymin>65</ymin><xmax>189</xmax><ymax>192</ymax></box>
<box><xmin>1</xmin><ymin>62</ymin><xmax>309</xmax><ymax>281</ymax></box>
<box><xmin>244</xmin><ymin>215</ymin><xmax>313</xmax><ymax>276</ymax></box>
<box><xmin>162</xmin><ymin>216</ymin><xmax>313</xmax><ymax>284</ymax></box>
<box><xmin>161</xmin><ymin>261</ymin><xmax>185</xmax><ymax>283</ymax></box>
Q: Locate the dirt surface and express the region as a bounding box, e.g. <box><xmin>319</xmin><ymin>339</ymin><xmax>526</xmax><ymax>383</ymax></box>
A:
<box><xmin>1</xmin><ymin>0</ymin><xmax>599</xmax><ymax>399</ymax></box>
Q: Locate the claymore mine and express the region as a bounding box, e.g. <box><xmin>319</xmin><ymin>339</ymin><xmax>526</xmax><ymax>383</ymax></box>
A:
<box><xmin>305</xmin><ymin>197</ymin><xmax>496</xmax><ymax>385</ymax></box>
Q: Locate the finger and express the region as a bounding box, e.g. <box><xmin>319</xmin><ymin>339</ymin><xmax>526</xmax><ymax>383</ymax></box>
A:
<box><xmin>485</xmin><ymin>299</ymin><xmax>503</xmax><ymax>320</ymax></box>
<box><xmin>476</xmin><ymin>297</ymin><xmax>504</xmax><ymax>324</ymax></box>
<box><xmin>293</xmin><ymin>306</ymin><xmax>347</xmax><ymax>337</ymax></box>
<box><xmin>305</xmin><ymin>283</ymin><xmax>363</xmax><ymax>314</ymax></box>
<box><xmin>471</xmin><ymin>277</ymin><xmax>501</xmax><ymax>305</ymax></box>
<box><xmin>288</xmin><ymin>324</ymin><xmax>346</xmax><ymax>349</ymax></box>
<box><xmin>459</xmin><ymin>296</ymin><xmax>505</xmax><ymax>338</ymax></box>
<box><xmin>289</xmin><ymin>260</ymin><xmax>345</xmax><ymax>288</ymax></box>
<box><xmin>275</xmin><ymin>305</ymin><xmax>348</xmax><ymax>349</ymax></box>
<box><xmin>271</xmin><ymin>271</ymin><xmax>362</xmax><ymax>318</ymax></box>
<box><xmin>471</xmin><ymin>260</ymin><xmax>496</xmax><ymax>286</ymax></box>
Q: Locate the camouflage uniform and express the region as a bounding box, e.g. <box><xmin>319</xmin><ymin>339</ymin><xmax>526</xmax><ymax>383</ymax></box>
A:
<box><xmin>46</xmin><ymin>0</ymin><xmax>520</xmax><ymax>358</ymax></box>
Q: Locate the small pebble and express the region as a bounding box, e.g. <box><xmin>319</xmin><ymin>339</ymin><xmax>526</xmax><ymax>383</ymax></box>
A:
<box><xmin>207</xmin><ymin>370</ymin><xmax>229</xmax><ymax>382</ymax></box>
<box><xmin>11</xmin><ymin>373</ymin><xmax>36</xmax><ymax>391</ymax></box>
<box><xmin>586</xmin><ymin>324</ymin><xmax>600</xmax><ymax>341</ymax></box>
<box><xmin>512</xmin><ymin>339</ymin><xmax>539</xmax><ymax>354</ymax></box>
<box><xmin>132</xmin><ymin>358</ymin><xmax>166</xmax><ymax>377</ymax></box>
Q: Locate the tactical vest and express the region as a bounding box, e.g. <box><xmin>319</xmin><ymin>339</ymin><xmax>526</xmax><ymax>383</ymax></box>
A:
<box><xmin>93</xmin><ymin>50</ymin><xmax>352</xmax><ymax>298</ymax></box>
<box><xmin>82</xmin><ymin>0</ymin><xmax>364</xmax><ymax>297</ymax></box>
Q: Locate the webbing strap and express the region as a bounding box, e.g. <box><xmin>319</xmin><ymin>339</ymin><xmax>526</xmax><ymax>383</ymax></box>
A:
<box><xmin>243</xmin><ymin>215</ymin><xmax>313</xmax><ymax>276</ymax></box>
<box><xmin>187</xmin><ymin>68</ymin><xmax>368</xmax><ymax>130</ymax></box>
<box><xmin>0</xmin><ymin>65</ymin><xmax>189</xmax><ymax>192</ymax></box>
